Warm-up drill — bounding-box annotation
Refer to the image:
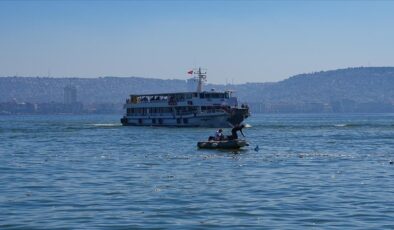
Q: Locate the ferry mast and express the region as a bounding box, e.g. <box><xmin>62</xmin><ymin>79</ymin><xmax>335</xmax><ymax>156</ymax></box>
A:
<box><xmin>191</xmin><ymin>67</ymin><xmax>207</xmax><ymax>92</ymax></box>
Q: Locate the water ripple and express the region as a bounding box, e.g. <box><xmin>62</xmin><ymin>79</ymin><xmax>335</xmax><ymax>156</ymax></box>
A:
<box><xmin>1</xmin><ymin>114</ymin><xmax>394</xmax><ymax>229</ymax></box>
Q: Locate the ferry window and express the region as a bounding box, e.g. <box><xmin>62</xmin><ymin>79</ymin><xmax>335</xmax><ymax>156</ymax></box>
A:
<box><xmin>183</xmin><ymin>118</ymin><xmax>188</xmax><ymax>124</ymax></box>
<box><xmin>158</xmin><ymin>118</ymin><xmax>163</xmax><ymax>124</ymax></box>
<box><xmin>177</xmin><ymin>118</ymin><xmax>181</xmax><ymax>124</ymax></box>
<box><xmin>200</xmin><ymin>93</ymin><xmax>205</xmax><ymax>98</ymax></box>
<box><xmin>152</xmin><ymin>118</ymin><xmax>156</xmax><ymax>124</ymax></box>
<box><xmin>193</xmin><ymin>93</ymin><xmax>197</xmax><ymax>97</ymax></box>
<box><xmin>138</xmin><ymin>118</ymin><xmax>143</xmax><ymax>124</ymax></box>
<box><xmin>225</xmin><ymin>92</ymin><xmax>230</xmax><ymax>98</ymax></box>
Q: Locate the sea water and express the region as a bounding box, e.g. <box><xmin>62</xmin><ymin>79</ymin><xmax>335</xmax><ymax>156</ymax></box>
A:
<box><xmin>0</xmin><ymin>114</ymin><xmax>394</xmax><ymax>229</ymax></box>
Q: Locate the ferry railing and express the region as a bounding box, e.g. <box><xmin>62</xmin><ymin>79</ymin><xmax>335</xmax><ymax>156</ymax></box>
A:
<box><xmin>127</xmin><ymin>112</ymin><xmax>175</xmax><ymax>117</ymax></box>
<box><xmin>127</xmin><ymin>109</ymin><xmax>227</xmax><ymax>117</ymax></box>
<box><xmin>128</xmin><ymin>99</ymin><xmax>168</xmax><ymax>104</ymax></box>
<box><xmin>201</xmin><ymin>109</ymin><xmax>227</xmax><ymax>114</ymax></box>
<box><xmin>176</xmin><ymin>111</ymin><xmax>198</xmax><ymax>116</ymax></box>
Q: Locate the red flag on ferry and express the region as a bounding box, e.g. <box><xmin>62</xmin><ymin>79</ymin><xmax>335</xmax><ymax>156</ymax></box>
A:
<box><xmin>187</xmin><ymin>70</ymin><xmax>193</xmax><ymax>74</ymax></box>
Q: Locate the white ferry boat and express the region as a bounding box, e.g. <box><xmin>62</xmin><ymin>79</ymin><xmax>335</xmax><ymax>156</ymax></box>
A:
<box><xmin>120</xmin><ymin>68</ymin><xmax>250</xmax><ymax>127</ymax></box>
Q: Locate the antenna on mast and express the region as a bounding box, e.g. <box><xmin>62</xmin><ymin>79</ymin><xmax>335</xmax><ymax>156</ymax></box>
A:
<box><xmin>189</xmin><ymin>67</ymin><xmax>207</xmax><ymax>92</ymax></box>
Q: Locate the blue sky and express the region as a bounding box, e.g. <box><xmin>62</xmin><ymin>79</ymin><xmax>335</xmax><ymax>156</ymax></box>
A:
<box><xmin>1</xmin><ymin>1</ymin><xmax>393</xmax><ymax>83</ymax></box>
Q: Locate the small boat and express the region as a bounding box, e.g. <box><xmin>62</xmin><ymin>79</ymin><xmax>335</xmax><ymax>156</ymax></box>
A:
<box><xmin>197</xmin><ymin>139</ymin><xmax>249</xmax><ymax>149</ymax></box>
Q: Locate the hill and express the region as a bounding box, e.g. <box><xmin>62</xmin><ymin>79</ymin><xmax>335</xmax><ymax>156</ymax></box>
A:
<box><xmin>255</xmin><ymin>67</ymin><xmax>394</xmax><ymax>103</ymax></box>
<box><xmin>1</xmin><ymin>67</ymin><xmax>394</xmax><ymax>113</ymax></box>
<box><xmin>0</xmin><ymin>76</ymin><xmax>187</xmax><ymax>104</ymax></box>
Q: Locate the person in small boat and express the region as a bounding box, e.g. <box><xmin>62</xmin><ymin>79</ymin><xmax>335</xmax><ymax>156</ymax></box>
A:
<box><xmin>229</xmin><ymin>124</ymin><xmax>245</xmax><ymax>140</ymax></box>
<box><xmin>214</xmin><ymin>129</ymin><xmax>224</xmax><ymax>141</ymax></box>
<box><xmin>208</xmin><ymin>128</ymin><xmax>225</xmax><ymax>141</ymax></box>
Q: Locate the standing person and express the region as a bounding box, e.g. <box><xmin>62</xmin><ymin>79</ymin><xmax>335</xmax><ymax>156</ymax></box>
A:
<box><xmin>230</xmin><ymin>124</ymin><xmax>245</xmax><ymax>140</ymax></box>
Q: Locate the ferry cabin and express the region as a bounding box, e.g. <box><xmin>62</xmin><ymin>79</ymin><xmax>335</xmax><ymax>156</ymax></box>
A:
<box><xmin>123</xmin><ymin>91</ymin><xmax>241</xmax><ymax>127</ymax></box>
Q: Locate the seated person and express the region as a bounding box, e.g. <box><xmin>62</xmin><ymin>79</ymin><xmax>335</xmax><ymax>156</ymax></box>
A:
<box><xmin>214</xmin><ymin>129</ymin><xmax>224</xmax><ymax>141</ymax></box>
<box><xmin>209</xmin><ymin>128</ymin><xmax>224</xmax><ymax>141</ymax></box>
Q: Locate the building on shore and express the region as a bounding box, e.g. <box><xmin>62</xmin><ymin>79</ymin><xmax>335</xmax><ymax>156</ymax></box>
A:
<box><xmin>64</xmin><ymin>85</ymin><xmax>77</xmax><ymax>104</ymax></box>
<box><xmin>63</xmin><ymin>85</ymin><xmax>83</xmax><ymax>113</ymax></box>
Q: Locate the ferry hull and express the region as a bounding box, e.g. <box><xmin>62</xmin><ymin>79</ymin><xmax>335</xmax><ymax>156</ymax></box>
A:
<box><xmin>121</xmin><ymin>111</ymin><xmax>248</xmax><ymax>128</ymax></box>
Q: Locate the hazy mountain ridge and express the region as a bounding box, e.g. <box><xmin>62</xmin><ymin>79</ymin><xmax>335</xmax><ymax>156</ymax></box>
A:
<box><xmin>207</xmin><ymin>67</ymin><xmax>394</xmax><ymax>104</ymax></box>
<box><xmin>264</xmin><ymin>67</ymin><xmax>394</xmax><ymax>103</ymax></box>
<box><xmin>1</xmin><ymin>67</ymin><xmax>394</xmax><ymax>107</ymax></box>
<box><xmin>0</xmin><ymin>76</ymin><xmax>188</xmax><ymax>104</ymax></box>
